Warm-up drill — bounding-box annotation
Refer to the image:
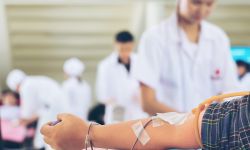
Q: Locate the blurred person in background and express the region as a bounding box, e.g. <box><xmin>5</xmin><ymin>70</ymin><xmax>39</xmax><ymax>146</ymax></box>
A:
<box><xmin>62</xmin><ymin>57</ymin><xmax>91</xmax><ymax>120</ymax></box>
<box><xmin>236</xmin><ymin>60</ymin><xmax>250</xmax><ymax>90</ymax></box>
<box><xmin>96</xmin><ymin>31</ymin><xmax>147</xmax><ymax>123</ymax></box>
<box><xmin>87</xmin><ymin>103</ymin><xmax>105</xmax><ymax>125</ymax></box>
<box><xmin>0</xmin><ymin>89</ymin><xmax>25</xmax><ymax>149</ymax></box>
<box><xmin>132</xmin><ymin>0</ymin><xmax>241</xmax><ymax>115</ymax></box>
<box><xmin>6</xmin><ymin>69</ymin><xmax>68</xmax><ymax>150</ymax></box>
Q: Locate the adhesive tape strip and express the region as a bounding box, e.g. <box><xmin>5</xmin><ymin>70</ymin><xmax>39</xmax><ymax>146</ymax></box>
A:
<box><xmin>156</xmin><ymin>112</ymin><xmax>190</xmax><ymax>125</ymax></box>
<box><xmin>132</xmin><ymin>121</ymin><xmax>150</xmax><ymax>146</ymax></box>
<box><xmin>151</xmin><ymin>116</ymin><xmax>164</xmax><ymax>128</ymax></box>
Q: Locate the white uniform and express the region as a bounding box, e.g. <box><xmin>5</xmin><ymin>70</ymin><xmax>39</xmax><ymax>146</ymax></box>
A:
<box><xmin>239</xmin><ymin>73</ymin><xmax>250</xmax><ymax>90</ymax></box>
<box><xmin>20</xmin><ymin>76</ymin><xmax>67</xmax><ymax>149</ymax></box>
<box><xmin>62</xmin><ymin>57</ymin><xmax>91</xmax><ymax>120</ymax></box>
<box><xmin>96</xmin><ymin>52</ymin><xmax>147</xmax><ymax>123</ymax></box>
<box><xmin>132</xmin><ymin>13</ymin><xmax>240</xmax><ymax>112</ymax></box>
<box><xmin>62</xmin><ymin>78</ymin><xmax>91</xmax><ymax>120</ymax></box>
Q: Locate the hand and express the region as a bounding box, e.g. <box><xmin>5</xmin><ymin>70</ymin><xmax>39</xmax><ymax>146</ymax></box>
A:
<box><xmin>40</xmin><ymin>113</ymin><xmax>88</xmax><ymax>150</ymax></box>
<box><xmin>19</xmin><ymin>119</ymin><xmax>28</xmax><ymax>126</ymax></box>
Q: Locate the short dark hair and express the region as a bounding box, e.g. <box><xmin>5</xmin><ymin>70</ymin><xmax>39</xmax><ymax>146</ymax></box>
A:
<box><xmin>87</xmin><ymin>103</ymin><xmax>106</xmax><ymax>125</ymax></box>
<box><xmin>236</xmin><ymin>60</ymin><xmax>250</xmax><ymax>72</ymax></box>
<box><xmin>1</xmin><ymin>89</ymin><xmax>19</xmax><ymax>100</ymax></box>
<box><xmin>1</xmin><ymin>89</ymin><xmax>20</xmax><ymax>105</ymax></box>
<box><xmin>115</xmin><ymin>31</ymin><xmax>134</xmax><ymax>43</ymax></box>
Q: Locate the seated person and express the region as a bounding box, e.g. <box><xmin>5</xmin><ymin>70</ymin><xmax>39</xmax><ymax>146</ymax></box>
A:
<box><xmin>40</xmin><ymin>92</ymin><xmax>250</xmax><ymax>150</ymax></box>
<box><xmin>0</xmin><ymin>90</ymin><xmax>25</xmax><ymax>149</ymax></box>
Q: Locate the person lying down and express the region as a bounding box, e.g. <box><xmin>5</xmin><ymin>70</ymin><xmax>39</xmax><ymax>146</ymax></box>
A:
<box><xmin>40</xmin><ymin>92</ymin><xmax>250</xmax><ymax>150</ymax></box>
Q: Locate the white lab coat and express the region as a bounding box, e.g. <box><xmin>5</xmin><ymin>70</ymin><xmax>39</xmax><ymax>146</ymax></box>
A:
<box><xmin>96</xmin><ymin>52</ymin><xmax>147</xmax><ymax>123</ymax></box>
<box><xmin>62</xmin><ymin>77</ymin><xmax>91</xmax><ymax>120</ymax></box>
<box><xmin>239</xmin><ymin>73</ymin><xmax>250</xmax><ymax>90</ymax></box>
<box><xmin>132</xmin><ymin>13</ymin><xmax>241</xmax><ymax>112</ymax></box>
<box><xmin>19</xmin><ymin>76</ymin><xmax>68</xmax><ymax>149</ymax></box>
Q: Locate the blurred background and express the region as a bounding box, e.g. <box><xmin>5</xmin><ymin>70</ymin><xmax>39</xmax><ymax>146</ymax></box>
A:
<box><xmin>1</xmin><ymin>0</ymin><xmax>250</xmax><ymax>96</ymax></box>
<box><xmin>0</xmin><ymin>0</ymin><xmax>250</xmax><ymax>149</ymax></box>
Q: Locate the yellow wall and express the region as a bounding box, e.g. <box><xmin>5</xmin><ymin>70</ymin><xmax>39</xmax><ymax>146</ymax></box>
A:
<box><xmin>5</xmin><ymin>2</ymin><xmax>133</xmax><ymax>89</ymax></box>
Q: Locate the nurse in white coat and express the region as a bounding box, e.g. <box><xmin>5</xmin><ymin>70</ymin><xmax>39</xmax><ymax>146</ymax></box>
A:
<box><xmin>132</xmin><ymin>0</ymin><xmax>240</xmax><ymax>114</ymax></box>
<box><xmin>96</xmin><ymin>31</ymin><xmax>147</xmax><ymax>123</ymax></box>
<box><xmin>62</xmin><ymin>57</ymin><xmax>91</xmax><ymax>120</ymax></box>
<box><xmin>6</xmin><ymin>69</ymin><xmax>67</xmax><ymax>149</ymax></box>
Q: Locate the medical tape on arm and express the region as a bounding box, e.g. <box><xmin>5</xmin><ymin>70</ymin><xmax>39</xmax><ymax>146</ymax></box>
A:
<box><xmin>151</xmin><ymin>116</ymin><xmax>165</xmax><ymax>128</ymax></box>
<box><xmin>131</xmin><ymin>112</ymin><xmax>190</xmax><ymax>150</ymax></box>
<box><xmin>131</xmin><ymin>121</ymin><xmax>151</xmax><ymax>146</ymax></box>
<box><xmin>154</xmin><ymin>112</ymin><xmax>190</xmax><ymax>126</ymax></box>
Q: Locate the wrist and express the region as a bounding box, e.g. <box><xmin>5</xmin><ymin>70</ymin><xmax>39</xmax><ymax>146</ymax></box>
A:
<box><xmin>90</xmin><ymin>124</ymin><xmax>103</xmax><ymax>147</ymax></box>
<box><xmin>85</xmin><ymin>122</ymin><xmax>103</xmax><ymax>149</ymax></box>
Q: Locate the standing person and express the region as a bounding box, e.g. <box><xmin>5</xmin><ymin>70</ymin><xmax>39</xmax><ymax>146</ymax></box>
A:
<box><xmin>236</xmin><ymin>60</ymin><xmax>250</xmax><ymax>90</ymax></box>
<box><xmin>6</xmin><ymin>69</ymin><xmax>67</xmax><ymax>149</ymax></box>
<box><xmin>62</xmin><ymin>57</ymin><xmax>91</xmax><ymax>120</ymax></box>
<box><xmin>96</xmin><ymin>31</ymin><xmax>147</xmax><ymax>123</ymax></box>
<box><xmin>132</xmin><ymin>0</ymin><xmax>240</xmax><ymax>114</ymax></box>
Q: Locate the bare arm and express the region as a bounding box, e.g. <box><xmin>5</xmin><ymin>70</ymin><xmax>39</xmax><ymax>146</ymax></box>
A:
<box><xmin>19</xmin><ymin>114</ymin><xmax>38</xmax><ymax>126</ymax></box>
<box><xmin>140</xmin><ymin>83</ymin><xmax>176</xmax><ymax>115</ymax></box>
<box><xmin>92</xmin><ymin>114</ymin><xmax>201</xmax><ymax>149</ymax></box>
<box><xmin>41</xmin><ymin>109</ymin><xmax>205</xmax><ymax>150</ymax></box>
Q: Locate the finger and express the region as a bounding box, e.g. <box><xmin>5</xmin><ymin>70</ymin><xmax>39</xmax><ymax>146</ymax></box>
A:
<box><xmin>56</xmin><ymin>113</ymin><xmax>70</xmax><ymax>121</ymax></box>
<box><xmin>44</xmin><ymin>137</ymin><xmax>57</xmax><ymax>150</ymax></box>
<box><xmin>40</xmin><ymin>122</ymin><xmax>54</xmax><ymax>137</ymax></box>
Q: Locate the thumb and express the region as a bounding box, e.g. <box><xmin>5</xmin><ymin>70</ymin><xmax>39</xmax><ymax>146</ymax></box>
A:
<box><xmin>57</xmin><ymin>113</ymin><xmax>71</xmax><ymax>121</ymax></box>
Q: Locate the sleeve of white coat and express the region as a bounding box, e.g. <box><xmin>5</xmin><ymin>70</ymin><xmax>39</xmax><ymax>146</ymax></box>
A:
<box><xmin>132</xmin><ymin>32</ymin><xmax>162</xmax><ymax>90</ymax></box>
<box><xmin>219</xmin><ymin>34</ymin><xmax>242</xmax><ymax>92</ymax></box>
<box><xmin>85</xmin><ymin>83</ymin><xmax>92</xmax><ymax>106</ymax></box>
<box><xmin>83</xmin><ymin>82</ymin><xmax>91</xmax><ymax>120</ymax></box>
<box><xmin>20</xmin><ymin>84</ymin><xmax>40</xmax><ymax>119</ymax></box>
<box><xmin>96</xmin><ymin>63</ymin><xmax>111</xmax><ymax>102</ymax></box>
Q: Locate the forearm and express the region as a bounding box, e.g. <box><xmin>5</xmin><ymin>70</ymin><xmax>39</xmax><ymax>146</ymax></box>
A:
<box><xmin>91</xmin><ymin>110</ymin><xmax>204</xmax><ymax>149</ymax></box>
<box><xmin>92</xmin><ymin>119</ymin><xmax>148</xmax><ymax>149</ymax></box>
<box><xmin>144</xmin><ymin>100</ymin><xmax>176</xmax><ymax>115</ymax></box>
<box><xmin>140</xmin><ymin>83</ymin><xmax>176</xmax><ymax>115</ymax></box>
<box><xmin>92</xmin><ymin>119</ymin><xmax>175</xmax><ymax>150</ymax></box>
<box><xmin>20</xmin><ymin>114</ymin><xmax>38</xmax><ymax>126</ymax></box>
